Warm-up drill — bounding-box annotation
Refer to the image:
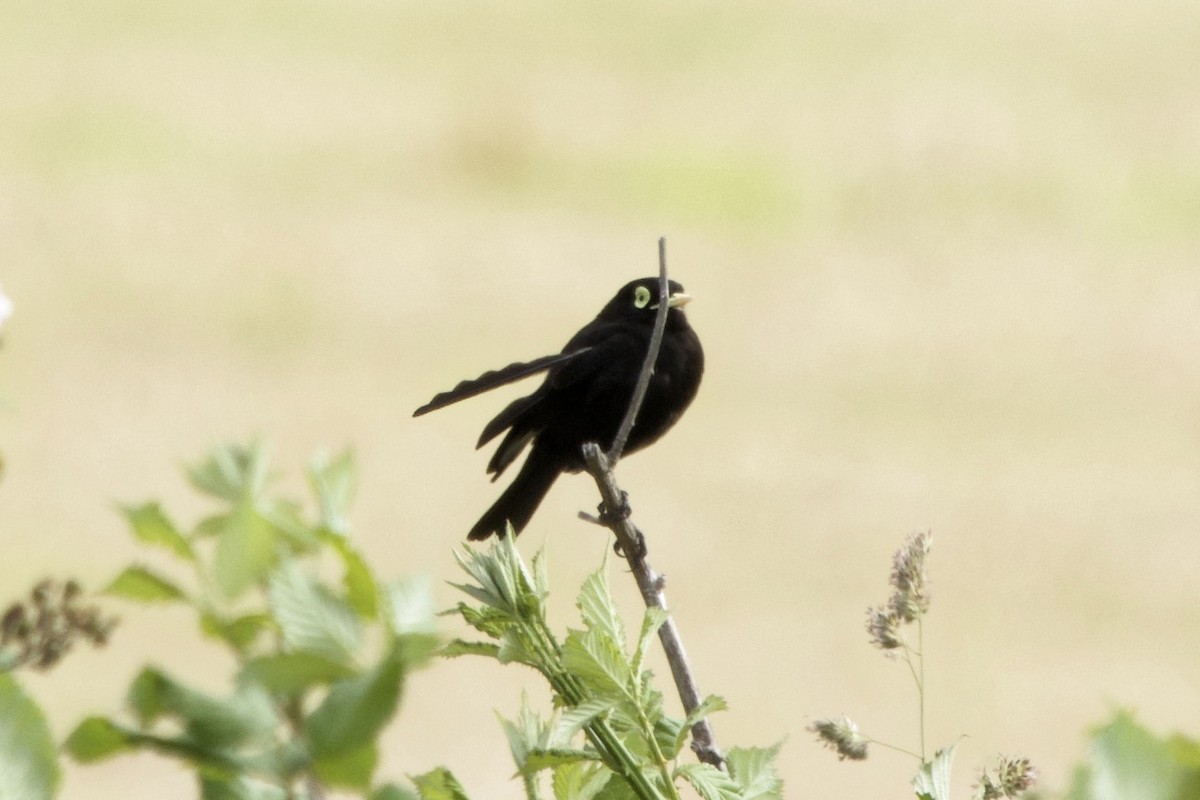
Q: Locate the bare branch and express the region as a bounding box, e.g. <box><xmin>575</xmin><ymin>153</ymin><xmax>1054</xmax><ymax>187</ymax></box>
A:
<box><xmin>580</xmin><ymin>445</ymin><xmax>725</xmax><ymax>769</ymax></box>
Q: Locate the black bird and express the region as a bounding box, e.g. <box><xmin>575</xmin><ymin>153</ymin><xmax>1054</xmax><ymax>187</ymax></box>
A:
<box><xmin>414</xmin><ymin>277</ymin><xmax>704</xmax><ymax>540</ymax></box>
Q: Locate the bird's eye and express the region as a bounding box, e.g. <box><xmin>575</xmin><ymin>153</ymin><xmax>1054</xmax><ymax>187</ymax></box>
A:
<box><xmin>633</xmin><ymin>286</ymin><xmax>652</xmax><ymax>309</ymax></box>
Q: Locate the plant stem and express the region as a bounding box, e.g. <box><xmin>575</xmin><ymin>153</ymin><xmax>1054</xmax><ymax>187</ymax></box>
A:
<box><xmin>917</xmin><ymin>618</ymin><xmax>926</xmax><ymax>760</ymax></box>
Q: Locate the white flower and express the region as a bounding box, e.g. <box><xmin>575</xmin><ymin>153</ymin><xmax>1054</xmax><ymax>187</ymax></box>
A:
<box><xmin>0</xmin><ymin>286</ymin><xmax>11</xmax><ymax>333</ymax></box>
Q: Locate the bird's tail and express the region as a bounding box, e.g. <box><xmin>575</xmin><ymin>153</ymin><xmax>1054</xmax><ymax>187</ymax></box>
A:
<box><xmin>467</xmin><ymin>445</ymin><xmax>560</xmax><ymax>541</ymax></box>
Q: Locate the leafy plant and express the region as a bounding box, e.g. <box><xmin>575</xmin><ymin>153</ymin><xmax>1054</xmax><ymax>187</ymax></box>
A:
<box><xmin>1057</xmin><ymin>710</ymin><xmax>1200</xmax><ymax>800</ymax></box>
<box><xmin>446</xmin><ymin>535</ymin><xmax>782</xmax><ymax>800</ymax></box>
<box><xmin>65</xmin><ymin>442</ymin><xmax>451</xmax><ymax>800</ymax></box>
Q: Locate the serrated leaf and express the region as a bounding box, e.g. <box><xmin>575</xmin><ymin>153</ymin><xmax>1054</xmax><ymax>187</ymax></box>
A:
<box><xmin>64</xmin><ymin>716</ymin><xmax>132</xmax><ymax>763</ymax></box>
<box><xmin>562</xmin><ymin>629</ymin><xmax>632</xmax><ymax>700</ymax></box>
<box><xmin>313</xmin><ymin>741</ymin><xmax>378</xmax><ymax>791</ymax></box>
<box><xmin>410</xmin><ymin>767</ymin><xmax>470</xmax><ymax>800</ymax></box>
<box><xmin>306</xmin><ymin>648</ymin><xmax>403</xmax><ymax>758</ymax></box>
<box><xmin>632</xmin><ymin>607</ymin><xmax>669</xmax><ymax>684</ymax></box>
<box><xmin>913</xmin><ymin>743</ymin><xmax>957</xmax><ymax>800</ymax></box>
<box><xmin>309</xmin><ymin>448</ymin><xmax>357</xmax><ymax>534</ymax></box>
<box><xmin>326</xmin><ymin>532</ymin><xmax>379</xmax><ymax>619</ymax></box>
<box><xmin>577</xmin><ymin>562</ymin><xmax>624</xmax><ymax>649</ymax></box>
<box><xmin>0</xmin><ymin>674</ymin><xmax>60</xmax><ymax>797</ymax></box>
<box><xmin>498</xmin><ymin>696</ymin><xmax>553</xmax><ymax>768</ymax></box>
<box><xmin>105</xmin><ymin>565</ymin><xmax>186</xmax><ymax>603</ymax></box>
<box><xmin>122</xmin><ymin>502</ymin><xmax>194</xmax><ymax>560</ymax></box>
<box><xmin>552</xmin><ymin>761</ymin><xmax>612</xmax><ymax>800</ymax></box>
<box><xmin>674</xmin><ymin>696</ymin><xmax>729</xmax><ymax>758</ymax></box>
<box><xmin>238</xmin><ymin>652</ymin><xmax>356</xmax><ymax>695</ymax></box>
<box><xmin>553</xmin><ymin>700</ymin><xmax>615</xmax><ymax>745</ymax></box>
<box><xmin>440</xmin><ymin>639</ymin><xmax>500</xmax><ymax>659</ymax></box>
<box><xmin>676</xmin><ymin>762</ymin><xmax>742</xmax><ymax>800</ymax></box>
<box><xmin>727</xmin><ymin>742</ymin><xmax>784</xmax><ymax>800</ymax></box>
<box><xmin>269</xmin><ymin>560</ymin><xmax>361</xmax><ymax>662</ymax></box>
<box><xmin>214</xmin><ymin>503</ymin><xmax>279</xmax><ymax>599</ymax></box>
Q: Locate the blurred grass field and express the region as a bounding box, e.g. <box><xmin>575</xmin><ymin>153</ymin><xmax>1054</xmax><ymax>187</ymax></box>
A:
<box><xmin>2</xmin><ymin>1</ymin><xmax>1199</xmax><ymax>797</ymax></box>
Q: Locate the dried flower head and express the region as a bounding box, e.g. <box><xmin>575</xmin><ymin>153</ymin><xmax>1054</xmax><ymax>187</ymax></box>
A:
<box><xmin>866</xmin><ymin>604</ymin><xmax>904</xmax><ymax>651</ymax></box>
<box><xmin>809</xmin><ymin>716</ymin><xmax>869</xmax><ymax>761</ymax></box>
<box><xmin>0</xmin><ymin>578</ymin><xmax>117</xmax><ymax>672</ymax></box>
<box><xmin>977</xmin><ymin>755</ymin><xmax>1038</xmax><ymax>799</ymax></box>
<box><xmin>889</xmin><ymin>531</ymin><xmax>932</xmax><ymax>622</ymax></box>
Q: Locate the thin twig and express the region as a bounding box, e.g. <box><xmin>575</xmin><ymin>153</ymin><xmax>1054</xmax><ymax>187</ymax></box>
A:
<box><xmin>580</xmin><ymin>238</ymin><xmax>725</xmax><ymax>769</ymax></box>
<box><xmin>607</xmin><ymin>238</ymin><xmax>671</xmax><ymax>465</ymax></box>
<box><xmin>581</xmin><ymin>445</ymin><xmax>724</xmax><ymax>770</ymax></box>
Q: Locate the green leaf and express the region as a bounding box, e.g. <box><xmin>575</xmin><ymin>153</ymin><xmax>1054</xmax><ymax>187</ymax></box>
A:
<box><xmin>913</xmin><ymin>743</ymin><xmax>957</xmax><ymax>800</ymax></box>
<box><xmin>577</xmin><ymin>561</ymin><xmax>624</xmax><ymax>650</ymax></box>
<box><xmin>676</xmin><ymin>762</ymin><xmax>742</xmax><ymax>800</ymax></box>
<box><xmin>0</xmin><ymin>674</ymin><xmax>60</xmax><ymax>798</ymax></box>
<box><xmin>553</xmin><ymin>700</ymin><xmax>614</xmax><ymax>744</ymax></box>
<box><xmin>309</xmin><ymin>448</ymin><xmax>357</xmax><ymax>534</ymax></box>
<box><xmin>68</xmin><ymin>717</ymin><xmax>245</xmax><ymax>773</ymax></box>
<box><xmin>674</xmin><ymin>696</ymin><xmax>729</xmax><ymax>758</ymax></box>
<box><xmin>105</xmin><ymin>565</ymin><xmax>187</xmax><ymax>603</ymax></box>
<box><xmin>386</xmin><ymin>576</ymin><xmax>436</xmax><ymax>636</ymax></box>
<box><xmin>238</xmin><ymin>652</ymin><xmax>356</xmax><ymax>695</ymax></box>
<box><xmin>440</xmin><ymin>639</ymin><xmax>500</xmax><ymax>659</ymax></box>
<box><xmin>525</xmin><ymin>749</ymin><xmax>597</xmax><ymax>772</ymax></box>
<box><xmin>313</xmin><ymin>742</ymin><xmax>378</xmax><ymax>791</ymax></box>
<box><xmin>64</xmin><ymin>716</ymin><xmax>131</xmax><ymax>763</ymax></box>
<box><xmin>498</xmin><ymin>697</ymin><xmax>552</xmax><ymax>768</ymax></box>
<box><xmin>187</xmin><ymin>442</ymin><xmax>272</xmax><ymax>503</ymax></box>
<box><xmin>631</xmin><ymin>607</ymin><xmax>668</xmax><ymax>684</ymax></box>
<box><xmin>727</xmin><ymin>742</ymin><xmax>784</xmax><ymax>800</ymax></box>
<box><xmin>562</xmin><ymin>629</ymin><xmax>633</xmax><ymax>700</ymax></box>
<box><xmin>371</xmin><ymin>784</ymin><xmax>420</xmax><ymax>800</ymax></box>
<box><xmin>552</xmin><ymin>761</ymin><xmax>612</xmax><ymax>800</ymax></box>
<box><xmin>327</xmin><ymin>532</ymin><xmax>379</xmax><ymax>619</ymax></box>
<box><xmin>410</xmin><ymin>767</ymin><xmax>471</xmax><ymax>800</ymax></box>
<box><xmin>214</xmin><ymin>503</ymin><xmax>279</xmax><ymax>599</ymax></box>
<box><xmin>200</xmin><ymin>775</ymin><xmax>288</xmax><ymax>800</ymax></box>
<box><xmin>127</xmin><ymin>667</ymin><xmax>277</xmax><ymax>748</ymax></box>
<box><xmin>1078</xmin><ymin>710</ymin><xmax>1200</xmax><ymax>800</ymax></box>
<box><xmin>306</xmin><ymin>649</ymin><xmax>404</xmax><ymax>758</ymax></box>
<box><xmin>269</xmin><ymin>560</ymin><xmax>361</xmax><ymax>662</ymax></box>
<box><xmin>122</xmin><ymin>502</ymin><xmax>194</xmax><ymax>560</ymax></box>
<box><xmin>200</xmin><ymin>612</ymin><xmax>274</xmax><ymax>654</ymax></box>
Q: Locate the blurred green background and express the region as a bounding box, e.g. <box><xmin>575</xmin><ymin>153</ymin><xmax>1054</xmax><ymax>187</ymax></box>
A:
<box><xmin>2</xmin><ymin>1</ymin><xmax>1198</xmax><ymax>797</ymax></box>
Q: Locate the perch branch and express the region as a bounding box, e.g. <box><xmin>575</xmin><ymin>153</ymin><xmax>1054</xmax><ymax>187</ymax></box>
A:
<box><xmin>580</xmin><ymin>238</ymin><xmax>725</xmax><ymax>769</ymax></box>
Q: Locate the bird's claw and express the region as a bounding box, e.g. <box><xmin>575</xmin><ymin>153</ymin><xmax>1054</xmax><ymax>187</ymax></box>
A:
<box><xmin>613</xmin><ymin>527</ymin><xmax>647</xmax><ymax>560</ymax></box>
<box><xmin>597</xmin><ymin>491</ymin><xmax>631</xmax><ymax>524</ymax></box>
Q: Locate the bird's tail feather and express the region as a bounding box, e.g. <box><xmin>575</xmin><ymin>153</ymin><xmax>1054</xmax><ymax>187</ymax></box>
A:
<box><xmin>467</xmin><ymin>446</ymin><xmax>560</xmax><ymax>540</ymax></box>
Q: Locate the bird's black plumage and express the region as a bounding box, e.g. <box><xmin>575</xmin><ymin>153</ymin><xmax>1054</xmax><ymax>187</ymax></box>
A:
<box><xmin>414</xmin><ymin>277</ymin><xmax>704</xmax><ymax>540</ymax></box>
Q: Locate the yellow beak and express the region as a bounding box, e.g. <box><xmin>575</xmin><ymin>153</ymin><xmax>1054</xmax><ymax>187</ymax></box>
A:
<box><xmin>667</xmin><ymin>292</ymin><xmax>692</xmax><ymax>308</ymax></box>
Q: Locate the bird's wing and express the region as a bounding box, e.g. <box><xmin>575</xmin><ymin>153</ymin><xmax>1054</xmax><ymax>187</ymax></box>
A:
<box><xmin>412</xmin><ymin>349</ymin><xmax>590</xmax><ymax>417</ymax></box>
<box><xmin>550</xmin><ymin>324</ymin><xmax>645</xmax><ymax>394</ymax></box>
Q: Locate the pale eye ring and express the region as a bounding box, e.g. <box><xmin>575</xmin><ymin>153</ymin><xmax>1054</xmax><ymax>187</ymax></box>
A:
<box><xmin>633</xmin><ymin>286</ymin><xmax>652</xmax><ymax>309</ymax></box>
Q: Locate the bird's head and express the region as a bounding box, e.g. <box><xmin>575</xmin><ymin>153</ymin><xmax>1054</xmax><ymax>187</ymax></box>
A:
<box><xmin>597</xmin><ymin>278</ymin><xmax>692</xmax><ymax>324</ymax></box>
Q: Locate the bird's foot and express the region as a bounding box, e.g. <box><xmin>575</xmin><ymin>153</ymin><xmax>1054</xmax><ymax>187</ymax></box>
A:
<box><xmin>613</xmin><ymin>526</ymin><xmax>647</xmax><ymax>560</ymax></box>
<box><xmin>597</xmin><ymin>490</ymin><xmax>631</xmax><ymax>524</ymax></box>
